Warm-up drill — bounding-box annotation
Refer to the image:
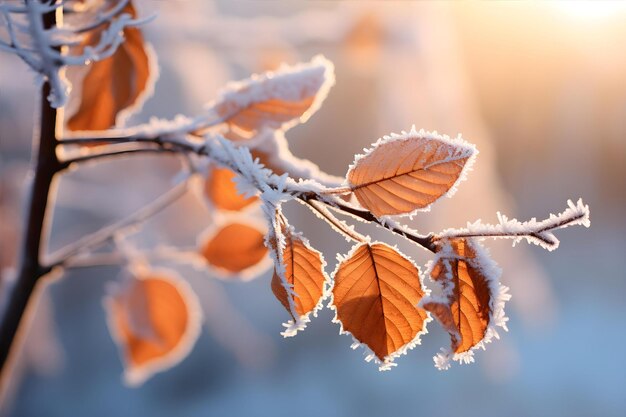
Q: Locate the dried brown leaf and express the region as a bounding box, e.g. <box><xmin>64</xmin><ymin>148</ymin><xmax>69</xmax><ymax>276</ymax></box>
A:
<box><xmin>67</xmin><ymin>2</ymin><xmax>153</xmax><ymax>131</ymax></box>
<box><xmin>212</xmin><ymin>55</ymin><xmax>334</xmax><ymax>138</ymax></box>
<box><xmin>421</xmin><ymin>238</ymin><xmax>509</xmax><ymax>369</ymax></box>
<box><xmin>347</xmin><ymin>129</ymin><xmax>476</xmax><ymax>217</ymax></box>
<box><xmin>200</xmin><ymin>223</ymin><xmax>268</xmax><ymax>274</ymax></box>
<box><xmin>105</xmin><ymin>269</ymin><xmax>202</xmax><ymax>386</ymax></box>
<box><xmin>271</xmin><ymin>232</ymin><xmax>327</xmax><ymax>332</ymax></box>
<box><xmin>331</xmin><ymin>243</ymin><xmax>429</xmax><ymax>369</ymax></box>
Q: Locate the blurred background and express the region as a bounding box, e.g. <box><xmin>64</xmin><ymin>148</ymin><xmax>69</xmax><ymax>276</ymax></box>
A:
<box><xmin>1</xmin><ymin>1</ymin><xmax>625</xmax><ymax>416</ymax></box>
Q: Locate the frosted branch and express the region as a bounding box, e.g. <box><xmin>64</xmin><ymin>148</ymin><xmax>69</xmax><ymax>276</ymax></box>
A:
<box><xmin>0</xmin><ymin>3</ymin><xmax>27</xmax><ymax>14</ymax></box>
<box><xmin>58</xmin><ymin>130</ymin><xmax>438</xmax><ymax>252</ymax></box>
<box><xmin>61</xmin><ymin>113</ymin><xmax>226</xmax><ymax>142</ymax></box>
<box><xmin>57</xmin><ymin>129</ymin><xmax>589</xmax><ymax>256</ymax></box>
<box><xmin>71</xmin><ymin>0</ymin><xmax>130</xmax><ymax>33</ymax></box>
<box><xmin>0</xmin><ymin>5</ymin><xmax>41</xmax><ymax>69</ymax></box>
<box><xmin>57</xmin><ymin>11</ymin><xmax>155</xmax><ymax>66</ymax></box>
<box><xmin>0</xmin><ymin>0</ymin><xmax>153</xmax><ymax>107</ymax></box>
<box><xmin>437</xmin><ymin>199</ymin><xmax>591</xmax><ymax>251</ymax></box>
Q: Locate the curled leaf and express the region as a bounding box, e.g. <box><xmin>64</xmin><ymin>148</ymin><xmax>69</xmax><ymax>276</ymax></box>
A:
<box><xmin>66</xmin><ymin>1</ymin><xmax>156</xmax><ymax>131</ymax></box>
<box><xmin>271</xmin><ymin>231</ymin><xmax>328</xmax><ymax>337</ymax></box>
<box><xmin>420</xmin><ymin>238</ymin><xmax>510</xmax><ymax>370</ymax></box>
<box><xmin>199</xmin><ymin>223</ymin><xmax>269</xmax><ymax>275</ymax></box>
<box><xmin>211</xmin><ymin>55</ymin><xmax>335</xmax><ymax>137</ymax></box>
<box><xmin>346</xmin><ymin>128</ymin><xmax>476</xmax><ymax>217</ymax></box>
<box><xmin>104</xmin><ymin>268</ymin><xmax>202</xmax><ymax>386</ymax></box>
<box><xmin>204</xmin><ymin>166</ymin><xmax>258</xmax><ymax>211</ymax></box>
<box><xmin>331</xmin><ymin>242</ymin><xmax>430</xmax><ymax>370</ymax></box>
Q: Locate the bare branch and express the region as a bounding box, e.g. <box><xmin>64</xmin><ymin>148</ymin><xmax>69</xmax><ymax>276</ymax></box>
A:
<box><xmin>59</xmin><ymin>147</ymin><xmax>183</xmax><ymax>170</ymax></box>
<box><xmin>60</xmin><ymin>246</ymin><xmax>204</xmax><ymax>270</ymax></box>
<box><xmin>46</xmin><ymin>180</ymin><xmax>190</xmax><ymax>269</ymax></box>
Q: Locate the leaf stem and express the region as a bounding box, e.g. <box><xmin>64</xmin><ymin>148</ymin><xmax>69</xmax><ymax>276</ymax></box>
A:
<box><xmin>320</xmin><ymin>186</ymin><xmax>351</xmax><ymax>195</ymax></box>
<box><xmin>316</xmin><ymin>199</ymin><xmax>437</xmax><ymax>252</ymax></box>
<box><xmin>303</xmin><ymin>199</ymin><xmax>367</xmax><ymax>243</ymax></box>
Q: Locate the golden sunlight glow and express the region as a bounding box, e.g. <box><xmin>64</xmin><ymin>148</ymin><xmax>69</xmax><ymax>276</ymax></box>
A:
<box><xmin>549</xmin><ymin>0</ymin><xmax>626</xmax><ymax>21</ymax></box>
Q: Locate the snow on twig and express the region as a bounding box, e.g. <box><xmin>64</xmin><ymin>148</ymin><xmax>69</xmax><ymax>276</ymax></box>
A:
<box><xmin>0</xmin><ymin>0</ymin><xmax>152</xmax><ymax>107</ymax></box>
<box><xmin>438</xmin><ymin>199</ymin><xmax>590</xmax><ymax>251</ymax></box>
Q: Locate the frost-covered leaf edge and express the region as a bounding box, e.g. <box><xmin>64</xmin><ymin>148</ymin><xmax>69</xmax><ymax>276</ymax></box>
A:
<box><xmin>208</xmin><ymin>54</ymin><xmax>336</xmax><ymax>133</ymax></box>
<box><xmin>103</xmin><ymin>264</ymin><xmax>203</xmax><ymax>386</ymax></box>
<box><xmin>344</xmin><ymin>126</ymin><xmax>478</xmax><ymax>218</ymax></box>
<box><xmin>267</xmin><ymin>218</ymin><xmax>331</xmax><ymax>338</ymax></box>
<box><xmin>419</xmin><ymin>239</ymin><xmax>511</xmax><ymax>370</ymax></box>
<box><xmin>196</xmin><ymin>215</ymin><xmax>272</xmax><ymax>281</ymax></box>
<box><xmin>328</xmin><ymin>241</ymin><xmax>432</xmax><ymax>371</ymax></box>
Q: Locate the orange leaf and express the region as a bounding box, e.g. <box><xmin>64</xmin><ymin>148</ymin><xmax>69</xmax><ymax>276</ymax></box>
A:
<box><xmin>204</xmin><ymin>166</ymin><xmax>258</xmax><ymax>211</ymax></box>
<box><xmin>331</xmin><ymin>242</ymin><xmax>430</xmax><ymax>369</ymax></box>
<box><xmin>421</xmin><ymin>238</ymin><xmax>510</xmax><ymax>370</ymax></box>
<box><xmin>199</xmin><ymin>223</ymin><xmax>269</xmax><ymax>275</ymax></box>
<box><xmin>212</xmin><ymin>55</ymin><xmax>334</xmax><ymax>138</ymax></box>
<box><xmin>66</xmin><ymin>2</ymin><xmax>154</xmax><ymax>131</ymax></box>
<box><xmin>271</xmin><ymin>232</ymin><xmax>327</xmax><ymax>336</ymax></box>
<box><xmin>105</xmin><ymin>268</ymin><xmax>202</xmax><ymax>386</ymax></box>
<box><xmin>346</xmin><ymin>128</ymin><xmax>476</xmax><ymax>217</ymax></box>
<box><xmin>343</xmin><ymin>13</ymin><xmax>383</xmax><ymax>70</ymax></box>
<box><xmin>250</xmin><ymin>149</ymin><xmax>286</xmax><ymax>176</ymax></box>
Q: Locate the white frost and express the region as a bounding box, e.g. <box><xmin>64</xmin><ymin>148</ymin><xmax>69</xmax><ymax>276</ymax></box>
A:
<box><xmin>344</xmin><ymin>126</ymin><xmax>478</xmax><ymax>218</ymax></box>
<box><xmin>328</xmin><ymin>241</ymin><xmax>432</xmax><ymax>371</ymax></box>
<box><xmin>103</xmin><ymin>263</ymin><xmax>203</xmax><ymax>387</ymax></box>
<box><xmin>439</xmin><ymin>198</ymin><xmax>591</xmax><ymax>251</ymax></box>
<box><xmin>420</xmin><ymin>238</ymin><xmax>511</xmax><ymax>370</ymax></box>
<box><xmin>1</xmin><ymin>0</ymin><xmax>151</xmax><ymax>108</ymax></box>
<box><xmin>206</xmin><ymin>54</ymin><xmax>335</xmax><ymax>134</ymax></box>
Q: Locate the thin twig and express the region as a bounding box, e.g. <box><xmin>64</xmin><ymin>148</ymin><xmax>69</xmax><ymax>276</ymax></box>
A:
<box><xmin>58</xmin><ymin>133</ymin><xmax>440</xmax><ymax>252</ymax></box>
<box><xmin>0</xmin><ymin>3</ymin><xmax>27</xmax><ymax>13</ymax></box>
<box><xmin>433</xmin><ymin>202</ymin><xmax>589</xmax><ymax>249</ymax></box>
<box><xmin>59</xmin><ymin>147</ymin><xmax>182</xmax><ymax>170</ymax></box>
<box><xmin>58</xmin><ymin>114</ymin><xmax>225</xmax><ymax>146</ymax></box>
<box><xmin>0</xmin><ymin>40</ymin><xmax>17</xmax><ymax>53</ymax></box>
<box><xmin>314</xmin><ymin>198</ymin><xmax>436</xmax><ymax>252</ymax></box>
<box><xmin>46</xmin><ymin>180</ymin><xmax>190</xmax><ymax>269</ymax></box>
<box><xmin>437</xmin><ymin>230</ymin><xmax>556</xmax><ymax>247</ymax></box>
<box><xmin>60</xmin><ymin>246</ymin><xmax>203</xmax><ymax>270</ymax></box>
<box><xmin>319</xmin><ymin>186</ymin><xmax>351</xmax><ymax>195</ymax></box>
<box><xmin>70</xmin><ymin>0</ymin><xmax>130</xmax><ymax>34</ymax></box>
<box><xmin>303</xmin><ymin>199</ymin><xmax>367</xmax><ymax>243</ymax></box>
<box><xmin>57</xmin><ymin>132</ymin><xmax>585</xmax><ymax>256</ymax></box>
